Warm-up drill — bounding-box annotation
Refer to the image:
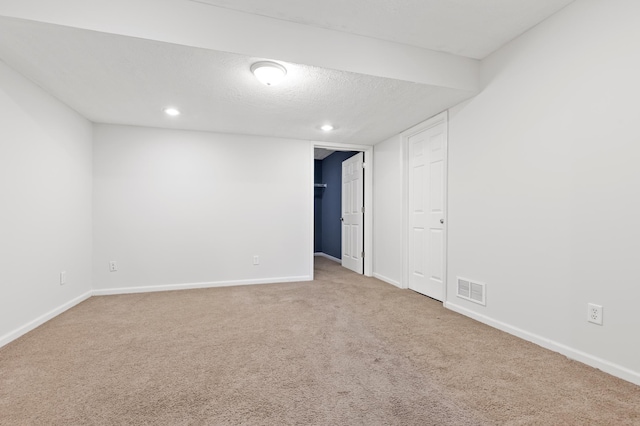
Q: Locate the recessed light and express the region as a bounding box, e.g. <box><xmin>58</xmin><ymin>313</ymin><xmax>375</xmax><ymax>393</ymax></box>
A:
<box><xmin>321</xmin><ymin>124</ymin><xmax>334</xmax><ymax>132</ymax></box>
<box><xmin>251</xmin><ymin>61</ymin><xmax>287</xmax><ymax>86</ymax></box>
<box><xmin>163</xmin><ymin>107</ymin><xmax>180</xmax><ymax>116</ymax></box>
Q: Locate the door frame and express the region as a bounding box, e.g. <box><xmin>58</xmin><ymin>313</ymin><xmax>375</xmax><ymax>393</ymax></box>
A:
<box><xmin>401</xmin><ymin>111</ymin><xmax>448</xmax><ymax>302</ymax></box>
<box><xmin>311</xmin><ymin>142</ymin><xmax>373</xmax><ymax>278</ymax></box>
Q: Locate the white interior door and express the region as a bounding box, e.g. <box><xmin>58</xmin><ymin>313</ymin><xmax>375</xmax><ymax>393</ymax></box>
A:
<box><xmin>407</xmin><ymin>122</ymin><xmax>445</xmax><ymax>300</ymax></box>
<box><xmin>341</xmin><ymin>152</ymin><xmax>364</xmax><ymax>274</ymax></box>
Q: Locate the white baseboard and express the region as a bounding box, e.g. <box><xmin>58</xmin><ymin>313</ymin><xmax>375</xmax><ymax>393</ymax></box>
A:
<box><xmin>445</xmin><ymin>301</ymin><xmax>640</xmax><ymax>387</ymax></box>
<box><xmin>0</xmin><ymin>290</ymin><xmax>92</xmax><ymax>349</ymax></box>
<box><xmin>314</xmin><ymin>252</ymin><xmax>341</xmax><ymax>263</ymax></box>
<box><xmin>373</xmin><ymin>272</ymin><xmax>402</xmax><ymax>288</ymax></box>
<box><xmin>93</xmin><ymin>275</ymin><xmax>313</xmax><ymax>296</ymax></box>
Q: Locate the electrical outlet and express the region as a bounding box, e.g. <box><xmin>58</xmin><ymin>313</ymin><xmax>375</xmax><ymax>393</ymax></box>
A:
<box><xmin>253</xmin><ymin>255</ymin><xmax>260</xmax><ymax>266</ymax></box>
<box><xmin>109</xmin><ymin>261</ymin><xmax>118</xmax><ymax>272</ymax></box>
<box><xmin>60</xmin><ymin>271</ymin><xmax>66</xmax><ymax>285</ymax></box>
<box><xmin>587</xmin><ymin>303</ymin><xmax>603</xmax><ymax>325</ymax></box>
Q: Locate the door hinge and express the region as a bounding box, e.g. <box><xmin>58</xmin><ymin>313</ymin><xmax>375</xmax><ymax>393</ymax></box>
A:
<box><xmin>361</xmin><ymin>251</ymin><xmax>365</xmax><ymax>258</ymax></box>
<box><xmin>362</xmin><ymin>162</ymin><xmax>366</xmax><ymax>168</ymax></box>
<box><xmin>361</xmin><ymin>206</ymin><xmax>365</xmax><ymax>213</ymax></box>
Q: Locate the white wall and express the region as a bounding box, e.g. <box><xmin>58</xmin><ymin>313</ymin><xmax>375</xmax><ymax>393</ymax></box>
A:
<box><xmin>447</xmin><ymin>0</ymin><xmax>640</xmax><ymax>384</ymax></box>
<box><xmin>0</xmin><ymin>60</ymin><xmax>92</xmax><ymax>344</ymax></box>
<box><xmin>372</xmin><ymin>135</ymin><xmax>403</xmax><ymax>287</ymax></box>
<box><xmin>92</xmin><ymin>124</ymin><xmax>312</xmax><ymax>293</ymax></box>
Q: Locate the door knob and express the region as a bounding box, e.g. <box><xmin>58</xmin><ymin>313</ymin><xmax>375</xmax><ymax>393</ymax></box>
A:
<box><xmin>440</xmin><ymin>219</ymin><xmax>444</xmax><ymax>224</ymax></box>
<box><xmin>340</xmin><ymin>217</ymin><xmax>344</xmax><ymax>222</ymax></box>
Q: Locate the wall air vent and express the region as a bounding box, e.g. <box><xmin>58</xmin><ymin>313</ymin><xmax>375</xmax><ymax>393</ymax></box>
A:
<box><xmin>457</xmin><ymin>278</ymin><xmax>470</xmax><ymax>298</ymax></box>
<box><xmin>457</xmin><ymin>277</ymin><xmax>486</xmax><ymax>306</ymax></box>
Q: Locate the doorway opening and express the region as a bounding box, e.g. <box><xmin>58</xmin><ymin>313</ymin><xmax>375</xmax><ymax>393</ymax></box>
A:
<box><xmin>314</xmin><ymin>150</ymin><xmax>359</xmax><ymax>266</ymax></box>
<box><xmin>311</xmin><ymin>142</ymin><xmax>373</xmax><ymax>278</ymax></box>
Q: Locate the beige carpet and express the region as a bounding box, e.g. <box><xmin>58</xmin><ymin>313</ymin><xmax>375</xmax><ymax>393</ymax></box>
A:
<box><xmin>1</xmin><ymin>258</ymin><xmax>639</xmax><ymax>425</ymax></box>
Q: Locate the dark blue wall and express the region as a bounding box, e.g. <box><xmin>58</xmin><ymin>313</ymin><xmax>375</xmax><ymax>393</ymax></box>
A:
<box><xmin>319</xmin><ymin>151</ymin><xmax>358</xmax><ymax>259</ymax></box>
<box><xmin>314</xmin><ymin>160</ymin><xmax>323</xmax><ymax>252</ymax></box>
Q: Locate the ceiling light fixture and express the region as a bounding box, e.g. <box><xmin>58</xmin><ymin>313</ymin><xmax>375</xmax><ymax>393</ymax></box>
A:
<box><xmin>251</xmin><ymin>61</ymin><xmax>287</xmax><ymax>86</ymax></box>
<box><xmin>320</xmin><ymin>124</ymin><xmax>334</xmax><ymax>132</ymax></box>
<box><xmin>163</xmin><ymin>107</ymin><xmax>181</xmax><ymax>116</ymax></box>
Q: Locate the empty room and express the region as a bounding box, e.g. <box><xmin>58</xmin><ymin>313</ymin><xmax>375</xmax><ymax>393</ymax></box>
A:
<box><xmin>1</xmin><ymin>0</ymin><xmax>639</xmax><ymax>424</ymax></box>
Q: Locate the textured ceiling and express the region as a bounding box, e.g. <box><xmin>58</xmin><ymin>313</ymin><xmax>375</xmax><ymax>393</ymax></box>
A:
<box><xmin>189</xmin><ymin>0</ymin><xmax>576</xmax><ymax>59</ymax></box>
<box><xmin>0</xmin><ymin>17</ymin><xmax>473</xmax><ymax>145</ymax></box>
<box><xmin>314</xmin><ymin>149</ymin><xmax>335</xmax><ymax>160</ymax></box>
<box><xmin>0</xmin><ymin>1</ymin><xmax>575</xmax><ymax>144</ymax></box>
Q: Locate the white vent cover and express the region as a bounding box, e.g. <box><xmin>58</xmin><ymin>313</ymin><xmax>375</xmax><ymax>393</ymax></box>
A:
<box><xmin>457</xmin><ymin>279</ymin><xmax>470</xmax><ymax>298</ymax></box>
<box><xmin>457</xmin><ymin>277</ymin><xmax>486</xmax><ymax>306</ymax></box>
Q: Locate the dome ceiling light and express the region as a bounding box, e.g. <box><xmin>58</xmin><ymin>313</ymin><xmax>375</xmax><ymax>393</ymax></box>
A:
<box><xmin>250</xmin><ymin>61</ymin><xmax>287</xmax><ymax>86</ymax></box>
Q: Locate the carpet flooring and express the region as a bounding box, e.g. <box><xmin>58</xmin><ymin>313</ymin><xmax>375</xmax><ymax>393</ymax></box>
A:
<box><xmin>1</xmin><ymin>257</ymin><xmax>639</xmax><ymax>425</ymax></box>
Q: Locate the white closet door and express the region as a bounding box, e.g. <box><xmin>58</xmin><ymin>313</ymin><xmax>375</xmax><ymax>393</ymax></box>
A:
<box><xmin>408</xmin><ymin>123</ymin><xmax>445</xmax><ymax>300</ymax></box>
<box><xmin>341</xmin><ymin>152</ymin><xmax>364</xmax><ymax>274</ymax></box>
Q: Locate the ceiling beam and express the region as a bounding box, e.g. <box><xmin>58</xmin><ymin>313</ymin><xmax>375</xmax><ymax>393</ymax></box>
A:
<box><xmin>0</xmin><ymin>0</ymin><xmax>479</xmax><ymax>92</ymax></box>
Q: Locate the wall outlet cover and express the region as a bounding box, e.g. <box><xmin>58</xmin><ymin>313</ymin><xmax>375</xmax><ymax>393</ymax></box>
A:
<box><xmin>587</xmin><ymin>303</ymin><xmax>603</xmax><ymax>325</ymax></box>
